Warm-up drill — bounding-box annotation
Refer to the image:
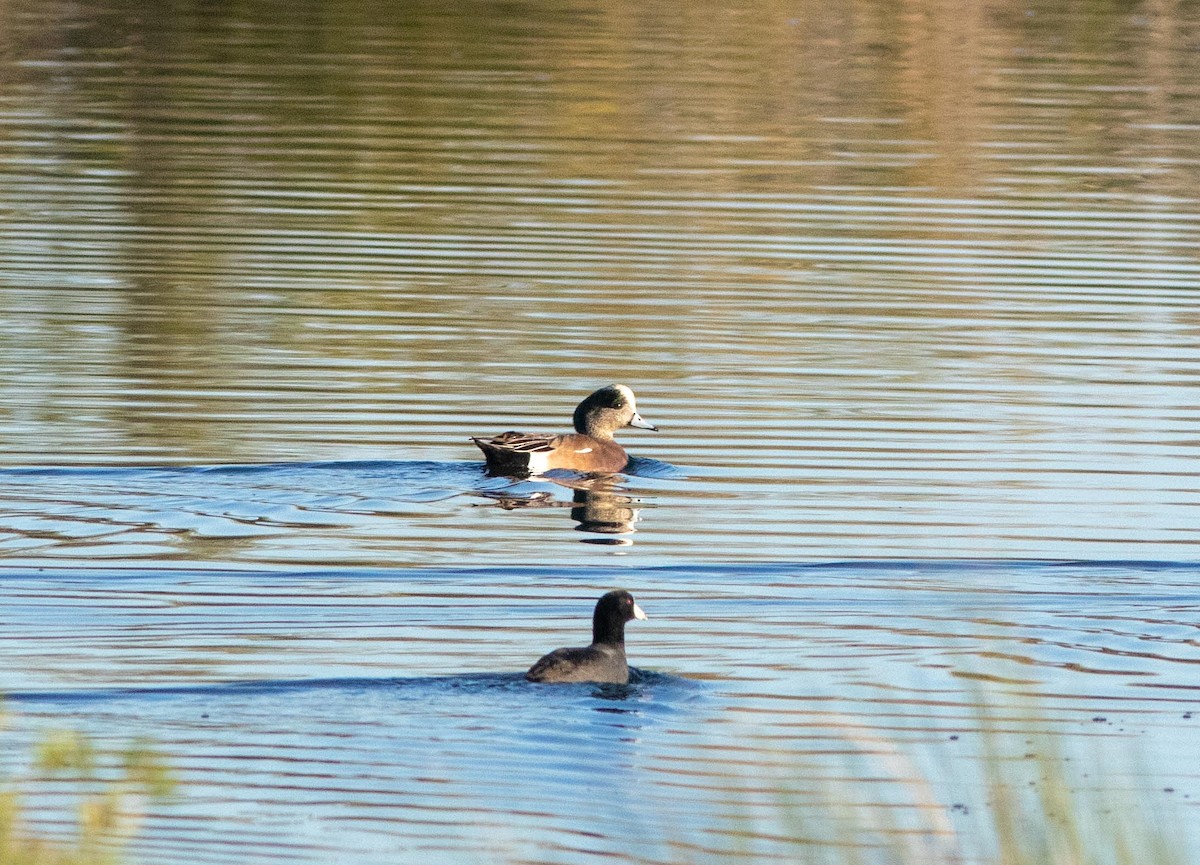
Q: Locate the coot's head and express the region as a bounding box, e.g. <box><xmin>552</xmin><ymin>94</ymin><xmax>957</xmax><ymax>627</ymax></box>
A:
<box><xmin>573</xmin><ymin>385</ymin><xmax>658</xmax><ymax>438</ymax></box>
<box><xmin>592</xmin><ymin>589</ymin><xmax>647</xmax><ymax>644</ymax></box>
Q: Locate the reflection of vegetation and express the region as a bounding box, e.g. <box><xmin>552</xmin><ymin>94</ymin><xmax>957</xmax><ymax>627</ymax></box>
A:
<box><xmin>1</xmin><ymin>715</ymin><xmax>174</xmax><ymax>865</ymax></box>
<box><xmin>660</xmin><ymin>709</ymin><xmax>1186</xmax><ymax>865</ymax></box>
<box><xmin>3</xmin><ymin>0</ymin><xmax>1196</xmax><ymax>464</ymax></box>
<box><xmin>974</xmin><ymin>722</ymin><xmax>1185</xmax><ymax>865</ymax></box>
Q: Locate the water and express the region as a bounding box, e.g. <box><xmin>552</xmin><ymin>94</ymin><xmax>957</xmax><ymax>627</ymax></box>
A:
<box><xmin>3</xmin><ymin>562</ymin><xmax>1199</xmax><ymax>863</ymax></box>
<box><xmin>2</xmin><ymin>0</ymin><xmax>1200</xmax><ymax>861</ymax></box>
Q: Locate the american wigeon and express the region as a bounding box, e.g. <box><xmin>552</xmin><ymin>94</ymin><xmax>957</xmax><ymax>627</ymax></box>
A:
<box><xmin>472</xmin><ymin>384</ymin><xmax>657</xmax><ymax>475</ymax></box>
<box><xmin>525</xmin><ymin>590</ymin><xmax>648</xmax><ymax>684</ymax></box>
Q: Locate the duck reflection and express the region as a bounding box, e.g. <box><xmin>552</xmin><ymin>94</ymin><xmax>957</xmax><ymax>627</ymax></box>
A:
<box><xmin>479</xmin><ymin>474</ymin><xmax>640</xmax><ymax>543</ymax></box>
<box><xmin>570</xmin><ymin>482</ymin><xmax>638</xmax><ymax>543</ymax></box>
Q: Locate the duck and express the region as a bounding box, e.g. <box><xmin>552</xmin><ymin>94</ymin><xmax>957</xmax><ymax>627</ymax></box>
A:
<box><xmin>472</xmin><ymin>384</ymin><xmax>657</xmax><ymax>475</ymax></box>
<box><xmin>525</xmin><ymin>590</ymin><xmax>648</xmax><ymax>684</ymax></box>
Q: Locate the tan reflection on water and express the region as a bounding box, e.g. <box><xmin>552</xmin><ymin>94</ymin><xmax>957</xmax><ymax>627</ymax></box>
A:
<box><xmin>2</xmin><ymin>0</ymin><xmax>1200</xmax><ymax>564</ymax></box>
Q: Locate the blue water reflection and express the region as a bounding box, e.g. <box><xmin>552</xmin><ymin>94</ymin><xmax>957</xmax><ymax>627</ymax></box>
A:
<box><xmin>3</xmin><ymin>560</ymin><xmax>1198</xmax><ymax>862</ymax></box>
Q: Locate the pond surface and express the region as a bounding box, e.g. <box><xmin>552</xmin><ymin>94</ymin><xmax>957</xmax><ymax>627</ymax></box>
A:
<box><xmin>2</xmin><ymin>0</ymin><xmax>1200</xmax><ymax>862</ymax></box>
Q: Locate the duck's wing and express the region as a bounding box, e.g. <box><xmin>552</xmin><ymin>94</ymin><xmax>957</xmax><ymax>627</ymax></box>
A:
<box><xmin>471</xmin><ymin>431</ymin><xmax>564</xmax><ymax>454</ymax></box>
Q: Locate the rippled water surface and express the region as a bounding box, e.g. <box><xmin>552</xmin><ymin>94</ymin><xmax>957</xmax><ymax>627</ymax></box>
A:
<box><xmin>4</xmin><ymin>561</ymin><xmax>1200</xmax><ymax>864</ymax></box>
<box><xmin>2</xmin><ymin>0</ymin><xmax>1200</xmax><ymax>861</ymax></box>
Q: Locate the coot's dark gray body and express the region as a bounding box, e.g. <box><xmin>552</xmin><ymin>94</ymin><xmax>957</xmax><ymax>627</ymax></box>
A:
<box><xmin>525</xmin><ymin>590</ymin><xmax>647</xmax><ymax>684</ymax></box>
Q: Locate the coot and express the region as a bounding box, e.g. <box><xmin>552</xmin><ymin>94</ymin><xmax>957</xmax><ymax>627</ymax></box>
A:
<box><xmin>525</xmin><ymin>590</ymin><xmax>648</xmax><ymax>684</ymax></box>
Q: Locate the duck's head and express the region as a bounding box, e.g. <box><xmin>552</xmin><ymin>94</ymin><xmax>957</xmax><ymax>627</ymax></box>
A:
<box><xmin>573</xmin><ymin>384</ymin><xmax>657</xmax><ymax>438</ymax></box>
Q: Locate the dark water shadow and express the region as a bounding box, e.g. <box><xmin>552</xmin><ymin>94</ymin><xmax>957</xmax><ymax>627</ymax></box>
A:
<box><xmin>0</xmin><ymin>458</ymin><xmax>692</xmax><ymax>564</ymax></box>
<box><xmin>1</xmin><ymin>456</ymin><xmax>686</xmax><ymax>480</ymax></box>
<box><xmin>1</xmin><ymin>457</ymin><xmax>683</xmax><ymax>500</ymax></box>
<box><xmin>0</xmin><ymin>459</ymin><xmax>686</xmax><ymax>552</ymax></box>
<box><xmin>4</xmin><ymin>669</ymin><xmax>697</xmax><ymax>710</ymax></box>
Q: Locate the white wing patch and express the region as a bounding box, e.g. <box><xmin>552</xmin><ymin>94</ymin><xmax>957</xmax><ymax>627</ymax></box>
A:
<box><xmin>574</xmin><ymin>447</ymin><xmax>593</xmax><ymax>454</ymax></box>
